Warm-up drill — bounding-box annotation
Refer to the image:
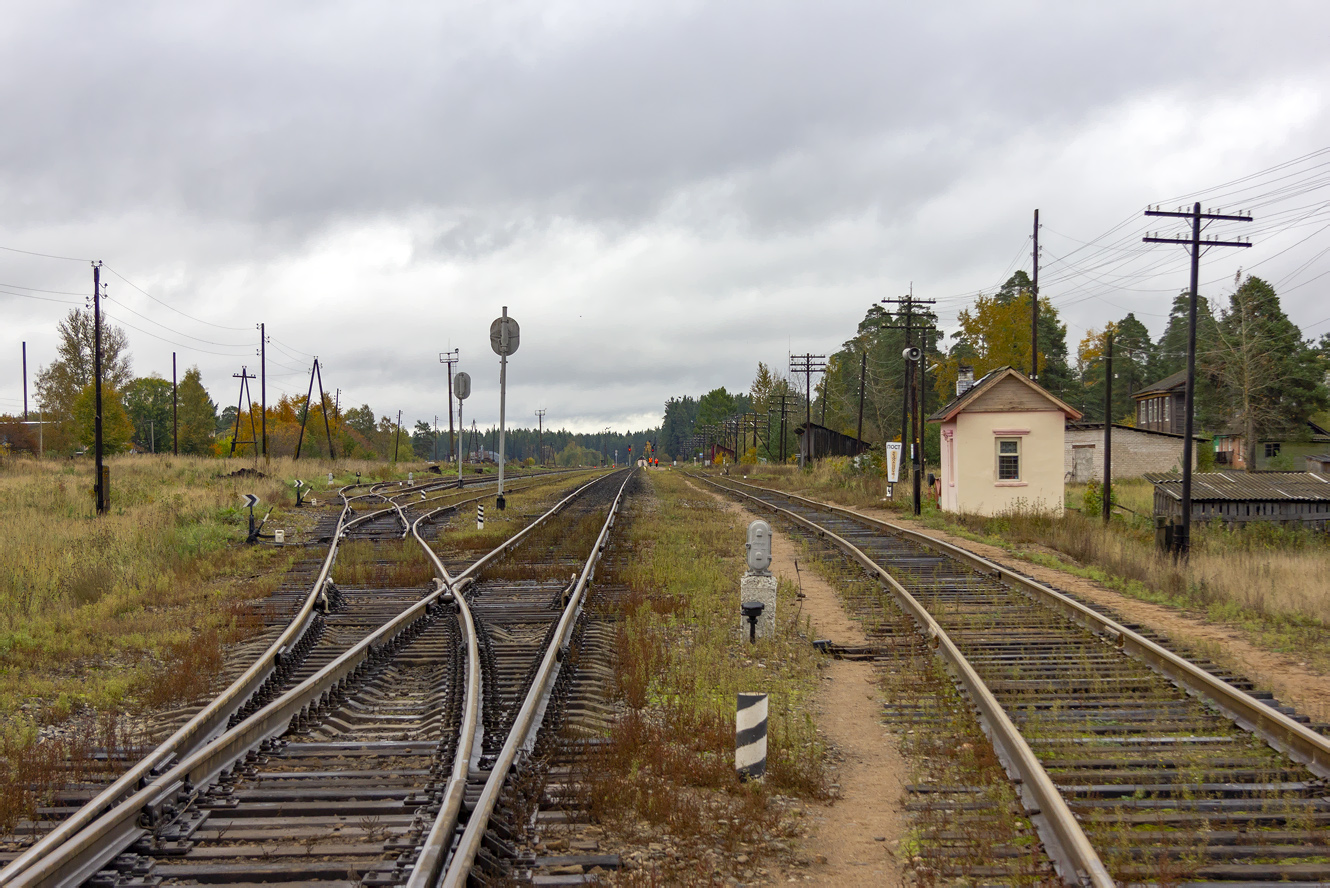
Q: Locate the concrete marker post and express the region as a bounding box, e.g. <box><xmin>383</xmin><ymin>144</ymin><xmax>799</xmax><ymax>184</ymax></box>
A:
<box><xmin>736</xmin><ymin>693</ymin><xmax>768</xmax><ymax>780</ymax></box>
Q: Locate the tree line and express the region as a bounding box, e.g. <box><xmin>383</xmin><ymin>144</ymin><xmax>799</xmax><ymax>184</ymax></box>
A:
<box><xmin>1</xmin><ymin>309</ymin><xmax>668</xmax><ymax>465</ymax></box>
<box><xmin>652</xmin><ymin>271</ymin><xmax>1329</xmax><ymax>468</ymax></box>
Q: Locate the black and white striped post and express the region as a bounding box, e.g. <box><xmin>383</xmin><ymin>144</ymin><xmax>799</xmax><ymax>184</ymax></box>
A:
<box><xmin>735</xmin><ymin>693</ymin><xmax>768</xmax><ymax>780</ymax></box>
<box><xmin>477</xmin><ymin>504</ymin><xmax>485</xmax><ymax>530</ymax></box>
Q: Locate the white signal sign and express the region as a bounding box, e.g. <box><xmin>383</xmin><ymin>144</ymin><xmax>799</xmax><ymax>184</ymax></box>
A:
<box><xmin>884</xmin><ymin>442</ymin><xmax>903</xmax><ymax>483</ymax></box>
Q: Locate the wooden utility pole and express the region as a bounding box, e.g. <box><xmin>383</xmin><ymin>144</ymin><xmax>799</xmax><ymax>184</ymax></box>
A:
<box><xmin>1032</xmin><ymin>209</ymin><xmax>1040</xmax><ymax>380</ymax></box>
<box><xmin>881</xmin><ymin>290</ymin><xmax>936</xmax><ymax>515</ymax></box>
<box><xmin>21</xmin><ymin>341</ymin><xmax>28</xmax><ymax>420</ymax></box>
<box><xmin>789</xmin><ymin>354</ymin><xmax>826</xmax><ymax>461</ymax></box>
<box><xmin>1102</xmin><ymin>330</ymin><xmax>1113</xmax><ymax>524</ymax></box>
<box><xmin>1145</xmin><ymin>202</ymin><xmax>1252</xmax><ymax>557</ymax></box>
<box><xmin>92</xmin><ymin>263</ymin><xmax>106</xmax><ymax>514</ymax></box>
<box><xmin>535</xmin><ymin>408</ymin><xmax>546</xmax><ymax>465</ymax></box>
<box><xmin>229</xmin><ymin>367</ymin><xmax>258</xmax><ymax>457</ymax></box>
<box><xmin>856</xmin><ymin>351</ymin><xmax>867</xmax><ymax>445</ymax></box>
<box><xmin>172</xmin><ymin>352</ymin><xmax>178</xmax><ymax>456</ymax></box>
<box><xmin>439</xmin><ymin>349</ymin><xmax>458</xmax><ymax>460</ymax></box>
<box><xmin>258</xmin><ymin>323</ymin><xmax>267</xmax><ymax>457</ymax></box>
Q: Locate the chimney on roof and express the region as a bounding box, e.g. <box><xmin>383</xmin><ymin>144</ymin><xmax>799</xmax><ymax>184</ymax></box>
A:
<box><xmin>956</xmin><ymin>365</ymin><xmax>975</xmax><ymax>397</ymax></box>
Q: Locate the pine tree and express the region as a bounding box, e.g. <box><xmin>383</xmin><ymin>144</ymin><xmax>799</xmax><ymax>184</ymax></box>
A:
<box><xmin>1212</xmin><ymin>276</ymin><xmax>1328</xmax><ymax>469</ymax></box>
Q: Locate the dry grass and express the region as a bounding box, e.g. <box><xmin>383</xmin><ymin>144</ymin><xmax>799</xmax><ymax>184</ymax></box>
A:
<box><xmin>573</xmin><ymin>472</ymin><xmax>828</xmax><ymax>879</ymax></box>
<box><xmin>717</xmin><ymin>457</ymin><xmax>908</xmax><ymax>511</ymax></box>
<box><xmin>0</xmin><ymin>452</ymin><xmax>443</xmax><ymax>718</ymax></box>
<box><xmin>746</xmin><ymin>464</ymin><xmax>1330</xmax><ymax>665</ymax></box>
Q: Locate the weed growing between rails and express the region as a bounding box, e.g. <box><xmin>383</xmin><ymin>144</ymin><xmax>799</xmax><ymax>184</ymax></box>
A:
<box><xmin>751</xmin><ymin>465</ymin><xmax>1330</xmax><ymax>669</ymax></box>
<box><xmin>726</xmin><ymin>458</ymin><xmax>906</xmax><ymax>510</ymax></box>
<box><xmin>571</xmin><ymin>472</ymin><xmax>828</xmax><ymax>885</ymax></box>
<box><xmin>794</xmin><ymin>541</ymin><xmax>1052</xmax><ymax>885</ymax></box>
<box><xmin>331</xmin><ymin>539</ymin><xmax>436</xmax><ymax>588</ymax></box>
<box><xmin>924</xmin><ymin>501</ymin><xmax>1330</xmax><ymax>668</ymax></box>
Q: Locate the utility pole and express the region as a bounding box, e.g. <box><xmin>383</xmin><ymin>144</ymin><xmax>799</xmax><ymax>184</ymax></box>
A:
<box><xmin>172</xmin><ymin>352</ymin><xmax>178</xmax><ymax>456</ymax></box>
<box><xmin>881</xmin><ymin>289</ymin><xmax>917</xmax><ymax>450</ymax></box>
<box><xmin>229</xmin><ymin>367</ymin><xmax>258</xmax><ymax>457</ymax></box>
<box><xmin>881</xmin><ymin>290</ymin><xmax>936</xmax><ymax>515</ymax></box>
<box><xmin>21</xmin><ymin>341</ymin><xmax>28</xmax><ymax>420</ymax></box>
<box><xmin>439</xmin><ymin>349</ymin><xmax>458</xmax><ymax>460</ymax></box>
<box><xmin>1032</xmin><ymin>209</ymin><xmax>1040</xmax><ymax>380</ymax></box>
<box><xmin>92</xmin><ymin>262</ymin><xmax>106</xmax><ymax>515</ymax></box>
<box><xmin>257</xmin><ymin>323</ymin><xmax>267</xmax><ymax>457</ymax></box>
<box><xmin>789</xmin><ymin>354</ymin><xmax>826</xmax><ymax>462</ymax></box>
<box><xmin>535</xmin><ymin>408</ymin><xmax>546</xmax><ymax>466</ymax></box>
<box><xmin>856</xmin><ymin>351</ymin><xmax>867</xmax><ymax>445</ymax></box>
<box><xmin>393</xmin><ymin>409</ymin><xmax>403</xmax><ymax>462</ymax></box>
<box><xmin>1144</xmin><ymin>202</ymin><xmax>1251</xmax><ymax>557</ymax></box>
<box><xmin>1103</xmin><ymin>329</ymin><xmax>1113</xmax><ymax>525</ymax></box>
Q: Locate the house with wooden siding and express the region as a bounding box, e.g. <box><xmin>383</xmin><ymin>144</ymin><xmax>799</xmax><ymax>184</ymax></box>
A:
<box><xmin>929</xmin><ymin>366</ymin><xmax>1082</xmax><ymax>516</ymax></box>
<box><xmin>1133</xmin><ymin>370</ymin><xmax>1187</xmax><ymax>434</ymax></box>
<box><xmin>1211</xmin><ymin>419</ymin><xmax>1330</xmax><ymax>470</ymax></box>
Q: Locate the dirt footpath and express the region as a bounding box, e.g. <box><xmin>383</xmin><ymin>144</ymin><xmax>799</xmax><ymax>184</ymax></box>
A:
<box><xmin>705</xmin><ymin>489</ymin><xmax>908</xmax><ymax>885</ymax></box>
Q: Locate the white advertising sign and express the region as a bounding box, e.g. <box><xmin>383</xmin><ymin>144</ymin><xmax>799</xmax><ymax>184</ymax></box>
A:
<box><xmin>884</xmin><ymin>442</ymin><xmax>903</xmax><ymax>483</ymax></box>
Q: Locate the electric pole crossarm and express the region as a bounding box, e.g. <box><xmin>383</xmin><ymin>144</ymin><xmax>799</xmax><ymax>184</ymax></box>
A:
<box><xmin>1145</xmin><ymin>209</ymin><xmax>1253</xmax><ymax>222</ymax></box>
<box><xmin>1143</xmin><ymin>237</ymin><xmax>1252</xmax><ymax>248</ymax></box>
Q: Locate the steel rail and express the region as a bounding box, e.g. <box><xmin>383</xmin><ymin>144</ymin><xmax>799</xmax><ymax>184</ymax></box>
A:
<box><xmin>403</xmin><ymin>507</ymin><xmax>479</xmax><ymax>888</ymax></box>
<box><xmin>0</xmin><ymin>485</ymin><xmax>359</xmax><ymax>887</ymax></box>
<box><xmin>749</xmin><ymin>486</ymin><xmax>1330</xmax><ymax>779</ymax></box>
<box><xmin>440</xmin><ymin>469</ymin><xmax>633</xmax><ymax>888</ymax></box>
<box><xmin>699</xmin><ymin>475</ymin><xmax>1113</xmax><ymax>888</ymax></box>
<box><xmin>7</xmin><ymin>472</ymin><xmax>615</xmax><ymax>888</ymax></box>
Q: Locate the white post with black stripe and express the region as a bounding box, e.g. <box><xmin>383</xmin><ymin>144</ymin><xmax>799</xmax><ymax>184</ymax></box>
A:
<box><xmin>477</xmin><ymin>504</ymin><xmax>485</xmax><ymax>529</ymax></box>
<box><xmin>735</xmin><ymin>693</ymin><xmax>768</xmax><ymax>780</ymax></box>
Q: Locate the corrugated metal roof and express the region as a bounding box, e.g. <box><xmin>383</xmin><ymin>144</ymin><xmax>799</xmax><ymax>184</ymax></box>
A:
<box><xmin>1146</xmin><ymin>471</ymin><xmax>1330</xmax><ymax>502</ymax></box>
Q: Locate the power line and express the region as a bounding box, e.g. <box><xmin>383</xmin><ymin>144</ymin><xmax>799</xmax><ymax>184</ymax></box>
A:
<box><xmin>103</xmin><ymin>265</ymin><xmax>252</xmax><ymax>332</ymax></box>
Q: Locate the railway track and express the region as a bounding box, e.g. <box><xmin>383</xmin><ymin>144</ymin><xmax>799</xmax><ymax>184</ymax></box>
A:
<box><xmin>0</xmin><ymin>467</ymin><xmax>629</xmax><ymax>888</ymax></box>
<box><xmin>702</xmin><ymin>474</ymin><xmax>1330</xmax><ymax>886</ymax></box>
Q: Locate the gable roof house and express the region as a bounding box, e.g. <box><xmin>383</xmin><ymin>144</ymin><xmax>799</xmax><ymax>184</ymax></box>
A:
<box><xmin>1132</xmin><ymin>370</ymin><xmax>1187</xmax><ymax>435</ymax></box>
<box><xmin>929</xmin><ymin>366</ymin><xmax>1082</xmax><ymax>516</ymax></box>
<box><xmin>1211</xmin><ymin>419</ymin><xmax>1330</xmax><ymax>471</ymax></box>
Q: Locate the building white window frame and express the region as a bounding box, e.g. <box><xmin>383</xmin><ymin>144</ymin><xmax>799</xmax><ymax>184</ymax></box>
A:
<box><xmin>996</xmin><ymin>437</ymin><xmax>1021</xmax><ymax>481</ymax></box>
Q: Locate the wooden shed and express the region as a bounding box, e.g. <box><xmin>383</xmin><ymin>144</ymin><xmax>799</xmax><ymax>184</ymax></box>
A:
<box><xmin>795</xmin><ymin>422</ymin><xmax>871</xmax><ymax>463</ymax></box>
<box><xmin>1146</xmin><ymin>471</ymin><xmax>1330</xmax><ymax>529</ymax></box>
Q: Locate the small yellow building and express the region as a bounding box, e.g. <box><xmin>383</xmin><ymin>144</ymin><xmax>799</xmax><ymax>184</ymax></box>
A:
<box><xmin>929</xmin><ymin>366</ymin><xmax>1082</xmax><ymax>516</ymax></box>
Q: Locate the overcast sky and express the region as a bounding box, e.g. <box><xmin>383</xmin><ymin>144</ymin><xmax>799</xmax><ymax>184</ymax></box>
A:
<box><xmin>4</xmin><ymin>2</ymin><xmax>1329</xmax><ymax>434</ymax></box>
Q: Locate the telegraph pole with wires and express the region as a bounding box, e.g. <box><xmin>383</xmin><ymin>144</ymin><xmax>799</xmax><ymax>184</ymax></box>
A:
<box><xmin>881</xmin><ymin>290</ymin><xmax>937</xmax><ymax>515</ymax></box>
<box><xmin>439</xmin><ymin>349</ymin><xmax>458</xmax><ymax>460</ymax></box>
<box><xmin>1031</xmin><ymin>209</ymin><xmax>1040</xmax><ymax>380</ymax></box>
<box><xmin>1144</xmin><ymin>201</ymin><xmax>1252</xmax><ymax>557</ymax></box>
<box><xmin>172</xmin><ymin>352</ymin><xmax>178</xmax><ymax>456</ymax></box>
<box><xmin>789</xmin><ymin>354</ymin><xmax>826</xmax><ymax>462</ymax></box>
<box><xmin>535</xmin><ymin>408</ymin><xmax>546</xmax><ymax>465</ymax></box>
<box><xmin>257</xmin><ymin>323</ymin><xmax>268</xmax><ymax>457</ymax></box>
<box><xmin>91</xmin><ymin>262</ymin><xmax>107</xmax><ymax>514</ymax></box>
<box><xmin>229</xmin><ymin>367</ymin><xmax>258</xmax><ymax>458</ymax></box>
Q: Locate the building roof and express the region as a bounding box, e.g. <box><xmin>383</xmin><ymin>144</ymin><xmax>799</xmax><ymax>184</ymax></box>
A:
<box><xmin>1066</xmin><ymin>422</ymin><xmax>1208</xmax><ymax>441</ymax></box>
<box><xmin>1134</xmin><ymin>369</ymin><xmax>1187</xmax><ymax>398</ymax></box>
<box><xmin>1146</xmin><ymin>471</ymin><xmax>1330</xmax><ymax>502</ymax></box>
<box><xmin>927</xmin><ymin>366</ymin><xmax>1082</xmax><ymax>423</ymax></box>
<box><xmin>1209</xmin><ymin>419</ymin><xmax>1330</xmax><ymax>443</ymax></box>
